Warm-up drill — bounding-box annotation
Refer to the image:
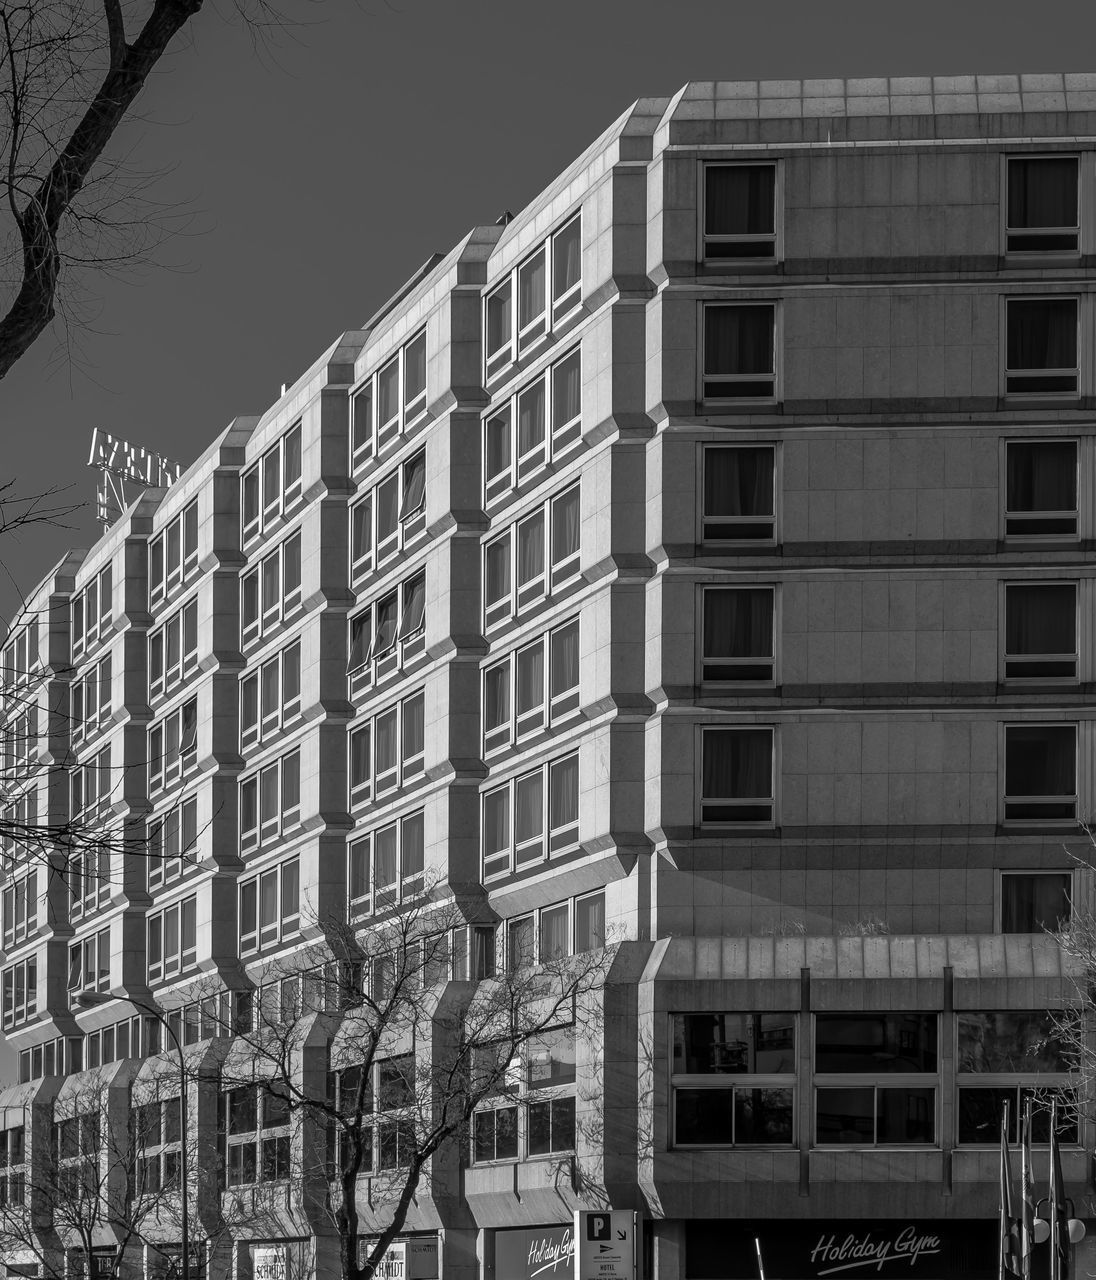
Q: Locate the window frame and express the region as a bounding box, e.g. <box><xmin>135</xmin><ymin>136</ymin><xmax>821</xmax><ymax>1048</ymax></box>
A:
<box><xmin>1002</xmin><ymin>295</ymin><xmax>1081</xmax><ymax>397</ymax></box>
<box><xmin>481</xmin><ymin>751</ymin><xmax>579</xmax><ymax>881</ymax></box>
<box><xmin>1001</xmin><ymin>722</ymin><xmax>1078</xmax><ymax>825</ymax></box>
<box><xmin>347</xmin><ymin>570</ymin><xmax>427</xmax><ymax>695</ymax></box>
<box><xmin>349</xmin><ymin>331</ymin><xmax>428</xmax><ymax>473</ymax></box>
<box><xmin>999</xmin><ymin>870</ymin><xmax>1073</xmax><ymax>934</ymax></box>
<box><xmin>1003</xmin><ymin>154</ymin><xmax>1081</xmax><ymax>256</ymax></box>
<box><xmin>148</xmin><ymin>698</ymin><xmax>198</xmax><ymax>796</ymax></box>
<box><xmin>240</xmin><ymin>641</ymin><xmax>302</xmax><ymax>752</ymax></box>
<box><xmin>482</xmin><ymin>617</ymin><xmax>580</xmax><ymax>755</ymax></box>
<box><xmin>239</xmin><ymin>748</ymin><xmax>302</xmax><ymax>852</ymax></box>
<box><xmin>241</xmin><ymin>422</ymin><xmax>304</xmax><ymax>547</ymax></box>
<box><xmin>146</xmin><ymin>898</ymin><xmax>197</xmax><ymax>985</ymax></box>
<box><xmin>347</xmin><ymin>688</ymin><xmax>426</xmax><ymax>810</ymax></box>
<box><xmin>347</xmin><ymin>809</ymin><xmax>426</xmax><ymax>920</ymax></box>
<box><xmin>701</xmin><ymin>161</ymin><xmax>781</xmax><ymax>263</ymax></box>
<box><xmin>698</xmin><ymin>726</ymin><xmax>776</xmax><ymax>828</ymax></box>
<box><xmin>700</xmin><ymin>443</ymin><xmax>779</xmax><ymax>545</ymax></box>
<box><xmin>240</xmin><ymin>531</ymin><xmax>303</xmax><ymax>649</ymax></box>
<box><xmin>483</xmin><ymin>213</ymin><xmax>582</xmax><ymax>384</ymax></box>
<box><xmin>148</xmin><ymin>502</ymin><xmax>198</xmax><ymax>611</ymax></box>
<box><xmin>239</xmin><ymin>857</ymin><xmax>300</xmax><ymax>956</ymax></box>
<box><xmin>1002</xmin><ymin>438</ymin><xmax>1079</xmax><ymax>540</ymax></box>
<box><xmin>699</xmin><ymin>585</ymin><xmax>778</xmax><ymax>685</ymax></box>
<box><xmin>1001</xmin><ymin>580</ymin><xmax>1078</xmax><ymax>681</ymax></box>
<box><xmin>471</xmin><ymin>1023</ymin><xmax>577</xmax><ymax>1165</ymax></box>
<box><xmin>701</xmin><ymin>301</ymin><xmax>779</xmax><ymax>403</ymax></box>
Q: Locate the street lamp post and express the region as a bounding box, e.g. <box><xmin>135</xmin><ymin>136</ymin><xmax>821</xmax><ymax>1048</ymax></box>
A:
<box><xmin>76</xmin><ymin>993</ymin><xmax>190</xmax><ymax>1280</ymax></box>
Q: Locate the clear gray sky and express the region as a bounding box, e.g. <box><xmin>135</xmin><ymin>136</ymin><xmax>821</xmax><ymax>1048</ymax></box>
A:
<box><xmin>3</xmin><ymin>0</ymin><xmax>1095</xmax><ymax>615</ymax></box>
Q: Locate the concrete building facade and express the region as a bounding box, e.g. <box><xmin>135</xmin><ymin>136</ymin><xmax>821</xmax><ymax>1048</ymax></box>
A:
<box><xmin>1</xmin><ymin>72</ymin><xmax>1095</xmax><ymax>1280</ymax></box>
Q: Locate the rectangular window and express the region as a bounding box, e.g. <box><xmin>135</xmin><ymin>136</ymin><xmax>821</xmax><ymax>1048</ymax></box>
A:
<box><xmin>240</xmin><ymin>748</ymin><xmax>301</xmax><ymax>849</ymax></box>
<box><xmin>145</xmin><ymin>898</ymin><xmax>195</xmax><ymax>984</ymax></box>
<box><xmin>1001</xmin><ymin>872</ymin><xmax>1072</xmax><ymax>933</ymax></box>
<box><xmin>1004</xmin><ymin>440</ymin><xmax>1077</xmax><ymax>538</ymax></box>
<box><xmin>1003</xmin><ymin>723</ymin><xmax>1076</xmax><ymax>821</ymax></box>
<box><xmin>550</xmin><ymin>486</ymin><xmax>580</xmax><ymax>586</ymax></box>
<box><xmin>239</xmin><ymin>858</ymin><xmax>300</xmax><ymax>955</ymax></box>
<box><xmin>574</xmin><ymin>892</ymin><xmax>605</xmax><ymax>952</ymax></box>
<box><xmin>701</xmin><ymin>728</ymin><xmax>774</xmax><ymax>825</ymax></box>
<box><xmin>484</xmin><ymin>534</ymin><xmax>512</xmax><ymax>629</ymax></box>
<box><xmin>703</xmin><ymin>445</ymin><xmax>776</xmax><ymax>542</ymax></box>
<box><xmin>548</xmin><ymin>754</ymin><xmax>579</xmax><ymax>853</ymax></box>
<box><xmin>703</xmin><ymin>303</ymin><xmax>776</xmax><ymax>400</ymax></box>
<box><xmin>704</xmin><ymin>164</ymin><xmax>777</xmax><ymax>260</ymax></box>
<box><xmin>349</xmin><ymin>812</ymin><xmax>426</xmax><ymax>917</ymax></box>
<box><xmin>1005</xmin><ymin>297</ymin><xmax>1079</xmax><ymax>394</ymax></box>
<box><xmin>552</xmin><ymin>216</ymin><xmax>582</xmax><ymax>322</ymax></box>
<box><xmin>702</xmin><ymin>587</ymin><xmax>775</xmax><ymax>682</ymax></box>
<box><xmin>349</xmin><ymin>332</ymin><xmax>428</xmax><ymax>470</ymax></box>
<box><xmin>1006</xmin><ymin>156</ymin><xmax>1079</xmax><ymax>253</ymax></box>
<box><xmin>1003</xmin><ymin>582</ymin><xmax>1077</xmax><ymax>679</ymax></box>
<box><xmin>348</xmin><ymin>572</ymin><xmax>427</xmax><ymax>692</ymax></box>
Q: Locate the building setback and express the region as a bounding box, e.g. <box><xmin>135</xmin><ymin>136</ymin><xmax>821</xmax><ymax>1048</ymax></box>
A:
<box><xmin>1</xmin><ymin>71</ymin><xmax>1095</xmax><ymax>1280</ymax></box>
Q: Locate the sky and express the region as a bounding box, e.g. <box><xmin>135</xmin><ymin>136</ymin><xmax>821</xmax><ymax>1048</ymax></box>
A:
<box><xmin>4</xmin><ymin>0</ymin><xmax>1096</xmax><ymax>618</ymax></box>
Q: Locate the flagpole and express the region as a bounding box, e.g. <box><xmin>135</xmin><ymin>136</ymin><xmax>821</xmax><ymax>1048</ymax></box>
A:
<box><xmin>1020</xmin><ymin>1100</ymin><xmax>1034</xmax><ymax>1280</ymax></box>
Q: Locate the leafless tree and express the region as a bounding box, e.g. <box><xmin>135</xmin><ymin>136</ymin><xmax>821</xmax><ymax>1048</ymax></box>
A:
<box><xmin>208</xmin><ymin>896</ymin><xmax>613</xmax><ymax>1280</ymax></box>
<box><xmin>0</xmin><ymin>1065</ymin><xmax>201</xmax><ymax>1278</ymax></box>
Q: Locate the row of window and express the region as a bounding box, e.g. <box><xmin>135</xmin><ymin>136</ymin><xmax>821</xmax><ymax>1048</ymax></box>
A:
<box><xmin>71</xmin><ymin>564</ymin><xmax>112</xmax><ymax>658</ymax></box>
<box><xmin>0</xmin><ymin>707</ymin><xmax>36</xmax><ymax>774</ymax></box>
<box><xmin>147</xmin><ymin>795</ymin><xmax>198</xmax><ymax>891</ymax></box>
<box><xmin>148</xmin><ymin>599</ymin><xmax>197</xmax><ymax>704</ymax></box>
<box><xmin>70</xmin><ymin>746</ymin><xmax>112</xmax><ymax>822</ymax></box>
<box><xmin>71</xmin><ymin>656</ymin><xmax>111</xmax><ymax>743</ymax></box>
<box><xmin>351</xmin><ymin>331</ymin><xmax>428</xmax><ymax>471</ymax></box>
<box><xmin>240</xmin><ymin>748</ymin><xmax>301</xmax><ymax>851</ymax></box>
<box><xmin>148</xmin><ymin>699</ymin><xmax>198</xmax><ymax>796</ymax></box>
<box><xmin>347</xmin><ymin>571</ymin><xmax>426</xmax><ymax>693</ymax></box>
<box><xmin>484</xmin><ymin>485</ymin><xmax>580</xmax><ymax>629</ymax></box>
<box><xmin>670</xmin><ymin>1009</ymin><xmax>1075</xmax><ymax>1149</ymax></box>
<box><xmin>68</xmin><ymin>846</ymin><xmax>109</xmax><ymax>920</ymax></box>
<box><xmin>1</xmin><ymin>871</ymin><xmax>36</xmax><ymax>950</ymax></box>
<box><xmin>148</xmin><ymin>500</ymin><xmax>199</xmax><ymax>609</ymax></box>
<box><xmin>1</xmin><ymin>790</ymin><xmax>37</xmax><ymax>858</ymax></box>
<box><xmin>348</xmin><ymin>812</ymin><xmax>425</xmax><ymax>919</ymax></box>
<box><xmin>701</xmin><ymin>298</ymin><xmax>1092</xmax><ymax>403</ymax></box>
<box><xmin>349</xmin><ymin>689</ymin><xmax>425</xmax><ymax>807</ymax></box>
<box><xmin>485</xmin><ymin>214</ymin><xmax>581</xmax><ymax>380</ymax></box>
<box><xmin>484</xmin><ymin>347</ymin><xmax>582</xmax><ymax>504</ymax></box>
<box><xmin>1</xmin><ymin>618</ymin><xmax>38</xmax><ymax>691</ymax></box>
<box><xmin>483</xmin><ymin>617</ymin><xmax>579</xmax><ymax>754</ymax></box>
<box><xmin>1</xmin><ymin>955</ymin><xmax>36</xmax><ymax>1030</ymax></box>
<box><xmin>482</xmin><ymin>751</ymin><xmax>579</xmax><ymax>879</ymax></box>
<box><xmin>696</xmin><ymin>580</ymin><xmax>1087</xmax><ymax>685</ymax></box>
<box><xmin>350</xmin><ymin>449</ymin><xmax>426</xmax><ymax>587</ymax></box>
<box><xmin>240</xmin><ymin>641</ymin><xmax>301</xmax><ymax>752</ymax></box>
<box><xmin>239</xmin><ymin>856</ymin><xmax>300</xmax><ymax>954</ymax></box>
<box><xmin>146</xmin><ymin>897</ymin><xmax>197</xmax><ymax>985</ymax></box>
<box><xmin>700</xmin><ymin>155</ymin><xmax>1083</xmax><ymax>263</ymax></box>
<box><xmin>242</xmin><ymin>423</ymin><xmax>303</xmax><ymax>545</ymax></box>
<box><xmin>241</xmin><ymin>531</ymin><xmax>302</xmax><ymax>648</ymax></box>
<box><xmin>697</xmin><ymin>722</ymin><xmax>1085</xmax><ymax>832</ymax></box>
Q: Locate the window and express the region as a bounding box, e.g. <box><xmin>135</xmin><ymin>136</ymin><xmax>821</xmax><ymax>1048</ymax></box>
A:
<box><xmin>1003</xmin><ymin>583</ymin><xmax>1076</xmax><ymax>679</ymax></box>
<box><xmin>68</xmin><ymin>845</ymin><xmax>109</xmax><ymax>918</ymax></box>
<box><xmin>702</xmin><ymin>587</ymin><xmax>775</xmax><ymax>682</ymax></box>
<box><xmin>135</xmin><ymin>1096</ymin><xmax>182</xmax><ymax>1194</ymax></box>
<box><xmin>1004</xmin><ymin>440</ymin><xmax>1077</xmax><ymax>537</ymax></box>
<box><xmin>1</xmin><ymin>956</ymin><xmax>36</xmax><ymax>1030</ymax></box>
<box><xmin>67</xmin><ymin>928</ymin><xmax>109</xmax><ymax>1003</ymax></box>
<box><xmin>348</xmin><ymin>689</ymin><xmax>425</xmax><ymax>808</ymax></box>
<box><xmin>70</xmin><ymin>653</ymin><xmax>113</xmax><ymax>746</ymax></box>
<box><xmin>240</xmin><ymin>532</ymin><xmax>302</xmax><ymax>648</ymax></box>
<box><xmin>1</xmin><ymin>617</ymin><xmax>38</xmax><ymax>691</ymax></box>
<box><xmin>148</xmin><ymin>502</ymin><xmax>198</xmax><ymax>608</ymax></box>
<box><xmin>672</xmin><ymin>1013</ymin><xmax>795</xmax><ymax>1147</ymax></box>
<box><xmin>146</xmin><ymin>899</ymin><xmax>196</xmax><ymax>983</ymax></box>
<box><xmin>484</xmin><ymin>214</ymin><xmax>581</xmax><ymax>380</ymax></box>
<box><xmin>482</xmin><ymin>486</ymin><xmax>580</xmax><ymax>629</ymax></box>
<box><xmin>703</xmin><ymin>164</ymin><xmax>777</xmax><ymax>260</ymax></box>
<box><xmin>1001</xmin><ymin>872</ymin><xmax>1072</xmax><ymax>933</ymax></box>
<box><xmin>241</xmin><ymin>423</ymin><xmax>303</xmax><ymax>544</ymax></box>
<box><xmin>1004</xmin><ymin>297</ymin><xmax>1078</xmax><ymax>394</ymax></box>
<box><xmin>814</xmin><ymin>1013</ymin><xmax>937</xmax><ymax>1146</ymax></box>
<box><xmin>701</xmin><ymin>728</ymin><xmax>774</xmax><ymax>825</ymax></box>
<box><xmin>350</xmin><ymin>331</ymin><xmax>428</xmax><ymax>469</ymax></box>
<box><xmin>148</xmin><ymin>699</ymin><xmax>198</xmax><ymax>794</ymax></box>
<box><xmin>71</xmin><ymin>746</ymin><xmax>111</xmax><ymax>822</ymax></box>
<box><xmin>0</xmin><ymin>1125</ymin><xmax>26</xmax><ymax>1208</ymax></box>
<box><xmin>574</xmin><ymin>891</ymin><xmax>605</xmax><ymax>952</ymax></box>
<box><xmin>223</xmin><ymin>1085</ymin><xmax>292</xmax><ymax>1187</ymax></box>
<box><xmin>1</xmin><ymin>788</ymin><xmax>38</xmax><ymax>861</ymax></box>
<box><xmin>239</xmin><ymin>857</ymin><xmax>300</xmax><ymax>954</ymax></box>
<box><xmin>71</xmin><ymin>563</ymin><xmax>113</xmax><ymax>657</ymax></box>
<box><xmin>473</xmin><ymin>1025</ymin><xmax>576</xmax><ymax>1163</ymax></box>
<box><xmin>702</xmin><ymin>445</ymin><xmax>776</xmax><ymax>542</ymax></box>
<box><xmin>2</xmin><ymin>871</ymin><xmax>37</xmax><ymax>948</ymax></box>
<box><xmin>240</xmin><ymin>642</ymin><xmax>302</xmax><ymax>751</ymax></box>
<box><xmin>1006</xmin><ymin>156</ymin><xmax>1079</xmax><ymax>254</ymax></box>
<box><xmin>240</xmin><ymin>748</ymin><xmax>301</xmax><ymax>851</ymax></box>
<box><xmin>53</xmin><ymin>1112</ymin><xmax>99</xmax><ymax>1203</ymax></box>
<box><xmin>483</xmin><ymin>348</ymin><xmax>582</xmax><ymax>502</ymax></box>
<box><xmin>147</xmin><ymin>796</ymin><xmax>198</xmax><ymax>891</ymax></box>
<box><xmin>703</xmin><ymin>303</ymin><xmax>776</xmax><ymax>400</ymax></box>
<box><xmin>148</xmin><ymin>600</ymin><xmax>197</xmax><ymax>703</ymax></box>
<box><xmin>347</xmin><ymin>571</ymin><xmax>426</xmax><ymax>693</ymax></box>
<box><xmin>1003</xmin><ymin>724</ymin><xmax>1076</xmax><ymax>821</ymax></box>
<box><xmin>347</xmin><ymin>810</ymin><xmax>425</xmax><ymax>919</ymax></box>
<box><xmin>483</xmin><ymin>619</ymin><xmax>580</xmax><ymax>754</ymax></box>
<box><xmin>481</xmin><ymin>751</ymin><xmax>578</xmax><ymax>879</ymax></box>
<box><xmin>349</xmin><ymin>450</ymin><xmax>427</xmax><ymax>586</ymax></box>
<box><xmin>956</xmin><ymin>1010</ymin><xmax>1077</xmax><ymax>1144</ymax></box>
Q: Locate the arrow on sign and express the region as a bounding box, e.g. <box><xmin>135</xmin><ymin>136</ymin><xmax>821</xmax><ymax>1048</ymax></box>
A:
<box><xmin>617</xmin><ymin>1231</ymin><xmax>627</xmax><ymax>1241</ymax></box>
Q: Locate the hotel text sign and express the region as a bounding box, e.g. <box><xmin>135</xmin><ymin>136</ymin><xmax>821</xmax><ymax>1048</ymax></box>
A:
<box><xmin>88</xmin><ymin>428</ymin><xmax>182</xmax><ymax>487</ymax></box>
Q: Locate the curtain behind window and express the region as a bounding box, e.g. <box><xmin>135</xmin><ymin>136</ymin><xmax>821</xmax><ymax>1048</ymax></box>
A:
<box><xmin>1007</xmin><ymin>300</ymin><xmax>1077</xmax><ymax>370</ymax></box>
<box><xmin>703</xmin><ymin>729</ymin><xmax>771</xmax><ymax>799</ymax></box>
<box><xmin>1007</xmin><ymin>442</ymin><xmax>1075</xmax><ymax>512</ymax></box>
<box><xmin>706</xmin><ymin>166</ymin><xmax>775</xmax><ymax>235</ymax></box>
<box><xmin>1008</xmin><ymin>158</ymin><xmax>1077</xmax><ymax>228</ymax></box>
<box><xmin>705</xmin><ymin>589</ymin><xmax>773</xmax><ymax>659</ymax></box>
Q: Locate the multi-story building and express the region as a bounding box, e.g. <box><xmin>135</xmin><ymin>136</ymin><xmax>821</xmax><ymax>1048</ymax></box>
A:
<box><xmin>1</xmin><ymin>71</ymin><xmax>1096</xmax><ymax>1280</ymax></box>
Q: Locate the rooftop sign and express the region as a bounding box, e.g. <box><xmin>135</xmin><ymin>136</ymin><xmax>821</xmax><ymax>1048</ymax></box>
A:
<box><xmin>87</xmin><ymin>428</ymin><xmax>183</xmax><ymax>531</ymax></box>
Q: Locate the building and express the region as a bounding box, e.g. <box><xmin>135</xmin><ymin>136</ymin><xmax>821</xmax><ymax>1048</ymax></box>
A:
<box><xmin>1</xmin><ymin>70</ymin><xmax>1095</xmax><ymax>1280</ymax></box>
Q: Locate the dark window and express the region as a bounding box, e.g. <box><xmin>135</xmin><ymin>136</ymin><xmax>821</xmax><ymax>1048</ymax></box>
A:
<box><xmin>1003</xmin><ymin>724</ymin><xmax>1076</xmax><ymax>820</ymax></box>
<box><xmin>474</xmin><ymin>1106</ymin><xmax>518</xmax><ymax>1162</ymax></box>
<box><xmin>1004</xmin><ymin>583</ymin><xmax>1076</xmax><ymax>678</ymax></box>
<box><xmin>956</xmin><ymin>1011</ymin><xmax>1073</xmax><ymax>1073</ymax></box>
<box><xmin>1005</xmin><ymin>298</ymin><xmax>1078</xmax><ymax>394</ymax></box>
<box><xmin>702</xmin><ymin>588</ymin><xmax>775</xmax><ymax>681</ymax></box>
<box><xmin>1006</xmin><ymin>157</ymin><xmax>1079</xmax><ymax>253</ymax></box>
<box><xmin>527</xmin><ymin>1096</ymin><xmax>575</xmax><ymax>1155</ymax></box>
<box><xmin>704</xmin><ymin>165</ymin><xmax>777</xmax><ymax>259</ymax></box>
<box><xmin>674</xmin><ymin>1013</ymin><xmax>795</xmax><ymax>1075</ymax></box>
<box><xmin>1001</xmin><ymin>872</ymin><xmax>1071</xmax><ymax>933</ymax></box>
<box><xmin>815</xmin><ymin>1014</ymin><xmax>937</xmax><ymax>1074</ymax></box>
<box><xmin>701</xmin><ymin>728</ymin><xmax>774</xmax><ymax>824</ymax></box>
<box><xmin>676</xmin><ymin>1087</ymin><xmax>793</xmax><ymax>1146</ymax></box>
<box><xmin>816</xmin><ymin>1086</ymin><xmax>935</xmax><ymax>1145</ymax></box>
<box><xmin>1005</xmin><ymin>440</ymin><xmax>1078</xmax><ymax>537</ymax></box>
<box><xmin>957</xmin><ymin>1087</ymin><xmax>1078</xmax><ymax>1144</ymax></box>
<box><xmin>703</xmin><ymin>446</ymin><xmax>776</xmax><ymax>541</ymax></box>
<box><xmin>704</xmin><ymin>304</ymin><xmax>776</xmax><ymax>399</ymax></box>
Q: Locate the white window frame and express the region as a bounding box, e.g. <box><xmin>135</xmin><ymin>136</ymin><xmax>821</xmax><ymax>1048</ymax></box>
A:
<box><xmin>1</xmin><ymin>956</ymin><xmax>36</xmax><ymax>1031</ymax></box>
<box><xmin>349</xmin><ymin>449</ymin><xmax>428</xmax><ymax>587</ymax></box>
<box><xmin>239</xmin><ymin>857</ymin><xmax>300</xmax><ymax>955</ymax></box>
<box><xmin>347</xmin><ymin>570</ymin><xmax>427</xmax><ymax>695</ymax></box>
<box><xmin>146</xmin><ymin>899</ymin><xmax>197</xmax><ymax>985</ymax></box>
<box><xmin>482</xmin><ymin>617</ymin><xmax>580</xmax><ymax>755</ymax></box>
<box><xmin>349</xmin><ymin>330</ymin><xmax>428</xmax><ymax>472</ymax></box>
<box><xmin>483</xmin><ymin>213</ymin><xmax>582</xmax><ymax>383</ymax></box>
<box><xmin>483</xmin><ymin>346</ymin><xmax>582</xmax><ymax>504</ymax></box>
<box><xmin>240</xmin><ymin>641</ymin><xmax>302</xmax><ymax>752</ymax></box>
<box><xmin>147</xmin><ymin>795</ymin><xmax>198</xmax><ymax>893</ymax></box>
<box><xmin>481</xmin><ymin>751</ymin><xmax>579</xmax><ymax>881</ymax></box>
<box><xmin>699</xmin><ymin>443</ymin><xmax>778</xmax><ymax>544</ymax></box>
<box><xmin>240</xmin><ymin>531</ymin><xmax>303</xmax><ymax>648</ymax></box>
<box><xmin>239</xmin><ymin>748</ymin><xmax>301</xmax><ymax>852</ymax></box>
<box><xmin>241</xmin><ymin>423</ymin><xmax>303</xmax><ymax>546</ymax></box>
<box><xmin>347</xmin><ymin>688</ymin><xmax>426</xmax><ymax>810</ymax></box>
<box><xmin>72</xmin><ymin>564</ymin><xmax>113</xmax><ymax>659</ymax></box>
<box><xmin>347</xmin><ymin>809</ymin><xmax>426</xmax><ymax>920</ymax></box>
<box><xmin>148</xmin><ymin>502</ymin><xmax>198</xmax><ymax>610</ymax></box>
<box><xmin>700</xmin><ymin>585</ymin><xmax>777</xmax><ymax>684</ymax></box>
<box><xmin>148</xmin><ymin>699</ymin><xmax>197</xmax><ymax>795</ymax></box>
<box><xmin>482</xmin><ymin>484</ymin><xmax>581</xmax><ymax>632</ymax></box>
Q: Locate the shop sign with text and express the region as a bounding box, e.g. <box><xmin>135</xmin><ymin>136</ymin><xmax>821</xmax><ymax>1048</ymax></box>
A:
<box><xmin>496</xmin><ymin>1224</ymin><xmax>576</xmax><ymax>1280</ymax></box>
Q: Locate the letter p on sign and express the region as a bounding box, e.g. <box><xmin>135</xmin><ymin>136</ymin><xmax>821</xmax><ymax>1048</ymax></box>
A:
<box><xmin>588</xmin><ymin>1217</ymin><xmax>611</xmax><ymax>1242</ymax></box>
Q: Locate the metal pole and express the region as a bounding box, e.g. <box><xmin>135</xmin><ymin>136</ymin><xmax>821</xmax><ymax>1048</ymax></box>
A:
<box><xmin>139</xmin><ymin>1006</ymin><xmax>189</xmax><ymax>1280</ymax></box>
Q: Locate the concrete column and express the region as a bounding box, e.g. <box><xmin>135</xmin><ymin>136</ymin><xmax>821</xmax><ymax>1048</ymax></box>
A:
<box><xmin>650</xmin><ymin>1220</ymin><xmax>684</xmax><ymax>1280</ymax></box>
<box><xmin>441</xmin><ymin>1226</ymin><xmax>481</xmax><ymax>1280</ymax></box>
